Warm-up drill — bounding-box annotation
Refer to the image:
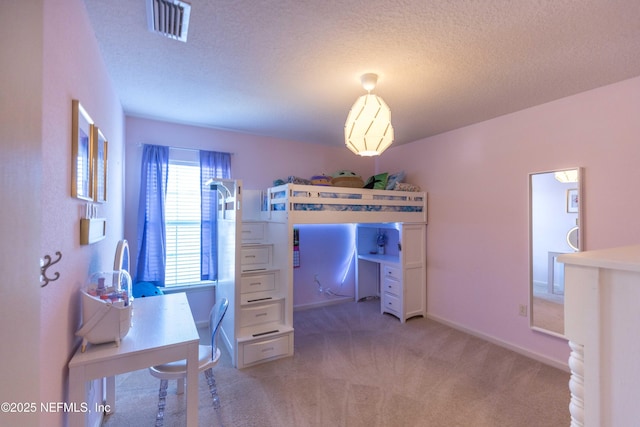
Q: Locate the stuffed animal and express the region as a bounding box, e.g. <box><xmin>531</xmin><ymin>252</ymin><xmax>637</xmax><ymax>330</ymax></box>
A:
<box><xmin>331</xmin><ymin>170</ymin><xmax>364</xmax><ymax>188</ymax></box>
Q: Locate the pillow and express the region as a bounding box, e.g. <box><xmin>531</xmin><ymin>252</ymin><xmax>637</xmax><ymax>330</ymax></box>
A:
<box><xmin>132</xmin><ymin>282</ymin><xmax>164</xmax><ymax>298</ymax></box>
<box><xmin>363</xmin><ymin>172</ymin><xmax>389</xmax><ymax>189</ymax></box>
<box><xmin>394</xmin><ymin>181</ymin><xmax>421</xmax><ymax>192</ymax></box>
<box><xmin>385</xmin><ymin>171</ymin><xmax>405</xmax><ymax>190</ymax></box>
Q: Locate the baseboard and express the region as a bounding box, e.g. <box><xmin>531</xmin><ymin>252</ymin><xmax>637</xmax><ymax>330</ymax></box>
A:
<box><xmin>294</xmin><ymin>296</ymin><xmax>354</xmax><ymax>311</ymax></box>
<box><xmin>426</xmin><ymin>313</ymin><xmax>570</xmax><ymax>372</ymax></box>
<box><xmin>219</xmin><ymin>327</ymin><xmax>235</xmax><ymax>366</ymax></box>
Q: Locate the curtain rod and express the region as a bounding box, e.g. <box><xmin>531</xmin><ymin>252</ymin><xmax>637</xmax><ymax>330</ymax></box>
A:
<box><xmin>136</xmin><ymin>143</ymin><xmax>234</xmax><ymax>155</ymax></box>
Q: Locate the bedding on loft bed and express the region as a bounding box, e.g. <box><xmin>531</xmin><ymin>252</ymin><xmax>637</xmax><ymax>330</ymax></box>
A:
<box><xmin>267</xmin><ymin>184</ymin><xmax>427</xmax><ymax>223</ymax></box>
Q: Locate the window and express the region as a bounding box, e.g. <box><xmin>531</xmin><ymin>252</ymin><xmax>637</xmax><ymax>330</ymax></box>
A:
<box><xmin>164</xmin><ymin>150</ymin><xmax>202</xmax><ymax>287</ymax></box>
<box><xmin>136</xmin><ymin>145</ymin><xmax>230</xmax><ymax>288</ymax></box>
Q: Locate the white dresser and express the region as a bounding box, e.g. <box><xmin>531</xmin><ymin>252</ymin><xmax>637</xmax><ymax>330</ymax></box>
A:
<box><xmin>559</xmin><ymin>245</ymin><xmax>640</xmax><ymax>427</ymax></box>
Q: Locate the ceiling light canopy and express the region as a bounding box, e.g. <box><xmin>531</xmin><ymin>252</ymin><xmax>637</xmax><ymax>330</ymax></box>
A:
<box><xmin>344</xmin><ymin>73</ymin><xmax>394</xmax><ymax>156</ymax></box>
<box><xmin>146</xmin><ymin>0</ymin><xmax>191</xmax><ymax>42</ymax></box>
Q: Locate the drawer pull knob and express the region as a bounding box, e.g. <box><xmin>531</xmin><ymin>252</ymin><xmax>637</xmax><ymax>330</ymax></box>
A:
<box><xmin>250</xmin><ymin>282</ymin><xmax>261</xmax><ymax>286</ymax></box>
<box><xmin>256</xmin><ymin>312</ymin><xmax>267</xmax><ymax>317</ymax></box>
<box><xmin>261</xmin><ymin>347</ymin><xmax>275</xmax><ymax>353</ymax></box>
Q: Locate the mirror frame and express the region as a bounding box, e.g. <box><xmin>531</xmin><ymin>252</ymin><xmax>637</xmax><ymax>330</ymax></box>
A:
<box><xmin>114</xmin><ymin>239</ymin><xmax>130</xmax><ymax>273</ymax></box>
<box><xmin>528</xmin><ymin>167</ymin><xmax>583</xmax><ymax>338</ymax></box>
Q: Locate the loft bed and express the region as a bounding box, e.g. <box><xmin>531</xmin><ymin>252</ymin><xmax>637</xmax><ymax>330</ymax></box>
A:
<box><xmin>266</xmin><ymin>183</ymin><xmax>427</xmax><ymax>224</ymax></box>
<box><xmin>215</xmin><ymin>180</ymin><xmax>427</xmax><ymax>369</ymax></box>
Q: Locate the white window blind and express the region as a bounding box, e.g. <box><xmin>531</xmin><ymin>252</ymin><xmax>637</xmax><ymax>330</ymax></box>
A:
<box><xmin>164</xmin><ymin>153</ymin><xmax>201</xmax><ymax>286</ymax></box>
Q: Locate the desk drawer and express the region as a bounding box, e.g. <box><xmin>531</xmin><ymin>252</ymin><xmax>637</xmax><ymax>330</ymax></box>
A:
<box><xmin>382</xmin><ymin>277</ymin><xmax>401</xmax><ymax>296</ymax></box>
<box><xmin>241</xmin><ymin>245</ymin><xmax>272</xmax><ymax>271</ymax></box>
<box><xmin>382</xmin><ymin>292</ymin><xmax>401</xmax><ymax>314</ymax></box>
<box><xmin>243</xmin><ymin>334</ymin><xmax>290</xmax><ymax>366</ymax></box>
<box><xmin>239</xmin><ymin>301</ymin><xmax>282</xmax><ymax>327</ymax></box>
<box><xmin>382</xmin><ymin>264</ymin><xmax>401</xmax><ymax>281</ymax></box>
<box><xmin>240</xmin><ymin>272</ymin><xmax>276</xmax><ymax>294</ymax></box>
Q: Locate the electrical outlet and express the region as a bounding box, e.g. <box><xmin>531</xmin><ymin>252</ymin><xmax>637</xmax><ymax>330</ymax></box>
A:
<box><xmin>518</xmin><ymin>304</ymin><xmax>528</xmax><ymax>317</ymax></box>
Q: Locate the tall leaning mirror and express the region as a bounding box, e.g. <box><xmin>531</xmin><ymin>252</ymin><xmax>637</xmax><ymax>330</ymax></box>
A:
<box><xmin>529</xmin><ymin>167</ymin><xmax>583</xmax><ymax>337</ymax></box>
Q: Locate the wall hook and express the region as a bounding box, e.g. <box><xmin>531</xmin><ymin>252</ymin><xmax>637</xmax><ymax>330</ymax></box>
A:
<box><xmin>41</xmin><ymin>251</ymin><xmax>62</xmax><ymax>288</ymax></box>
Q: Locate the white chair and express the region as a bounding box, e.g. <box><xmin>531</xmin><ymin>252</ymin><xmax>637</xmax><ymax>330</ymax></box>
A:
<box><xmin>149</xmin><ymin>297</ymin><xmax>229</xmax><ymax>426</ymax></box>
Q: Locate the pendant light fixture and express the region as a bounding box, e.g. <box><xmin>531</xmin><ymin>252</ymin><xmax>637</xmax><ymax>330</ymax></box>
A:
<box><xmin>344</xmin><ymin>73</ymin><xmax>394</xmax><ymax>156</ymax></box>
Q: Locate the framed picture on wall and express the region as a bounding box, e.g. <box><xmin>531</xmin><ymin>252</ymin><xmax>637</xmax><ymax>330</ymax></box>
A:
<box><xmin>71</xmin><ymin>100</ymin><xmax>94</xmax><ymax>201</ymax></box>
<box><xmin>567</xmin><ymin>188</ymin><xmax>579</xmax><ymax>213</ymax></box>
<box><xmin>93</xmin><ymin>127</ymin><xmax>108</xmax><ymax>203</ymax></box>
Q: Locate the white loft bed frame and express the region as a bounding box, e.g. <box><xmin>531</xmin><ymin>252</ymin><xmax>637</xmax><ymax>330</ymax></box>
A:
<box><xmin>266</xmin><ymin>183</ymin><xmax>428</xmax><ymax>224</ymax></box>
<box><xmin>218</xmin><ymin>183</ymin><xmax>427</xmax><ymax>368</ymax></box>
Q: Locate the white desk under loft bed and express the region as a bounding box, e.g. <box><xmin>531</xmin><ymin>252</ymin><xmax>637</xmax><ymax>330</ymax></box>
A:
<box><xmin>215</xmin><ymin>182</ymin><xmax>428</xmax><ymax>369</ymax></box>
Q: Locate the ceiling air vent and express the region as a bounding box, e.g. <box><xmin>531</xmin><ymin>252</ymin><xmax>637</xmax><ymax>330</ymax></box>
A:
<box><xmin>146</xmin><ymin>0</ymin><xmax>191</xmax><ymax>42</ymax></box>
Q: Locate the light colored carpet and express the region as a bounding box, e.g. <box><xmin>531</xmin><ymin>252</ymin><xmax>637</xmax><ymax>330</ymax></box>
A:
<box><xmin>103</xmin><ymin>299</ymin><xmax>570</xmax><ymax>427</ymax></box>
<box><xmin>532</xmin><ymin>296</ymin><xmax>564</xmax><ymax>335</ymax></box>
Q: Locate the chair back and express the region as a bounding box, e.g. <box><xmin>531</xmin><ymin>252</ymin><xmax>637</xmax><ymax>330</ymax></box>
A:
<box><xmin>210</xmin><ymin>298</ymin><xmax>229</xmax><ymax>359</ymax></box>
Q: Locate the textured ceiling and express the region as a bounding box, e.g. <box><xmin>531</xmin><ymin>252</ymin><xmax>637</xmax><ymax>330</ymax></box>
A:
<box><xmin>83</xmin><ymin>0</ymin><xmax>640</xmax><ymax>148</ymax></box>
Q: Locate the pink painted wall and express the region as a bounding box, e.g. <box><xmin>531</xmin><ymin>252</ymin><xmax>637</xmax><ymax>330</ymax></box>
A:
<box><xmin>377</xmin><ymin>76</ymin><xmax>640</xmax><ymax>365</ymax></box>
<box><xmin>292</xmin><ymin>224</ymin><xmax>356</xmax><ymax>308</ymax></box>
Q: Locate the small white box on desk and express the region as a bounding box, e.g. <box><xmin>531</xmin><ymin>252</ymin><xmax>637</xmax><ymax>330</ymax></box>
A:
<box><xmin>76</xmin><ymin>270</ymin><xmax>132</xmax><ymax>352</ymax></box>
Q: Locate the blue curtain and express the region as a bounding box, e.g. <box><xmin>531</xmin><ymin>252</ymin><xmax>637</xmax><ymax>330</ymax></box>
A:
<box><xmin>200</xmin><ymin>151</ymin><xmax>231</xmax><ymax>281</ymax></box>
<box><xmin>135</xmin><ymin>144</ymin><xmax>169</xmax><ymax>286</ymax></box>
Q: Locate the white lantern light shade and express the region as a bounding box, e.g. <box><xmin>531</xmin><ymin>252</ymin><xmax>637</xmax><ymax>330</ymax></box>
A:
<box><xmin>344</xmin><ymin>93</ymin><xmax>394</xmax><ymax>156</ymax></box>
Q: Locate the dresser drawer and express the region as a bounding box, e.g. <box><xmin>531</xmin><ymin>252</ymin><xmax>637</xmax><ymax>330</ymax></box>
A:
<box><xmin>382</xmin><ymin>277</ymin><xmax>401</xmax><ymax>296</ymax></box>
<box><xmin>240</xmin><ymin>272</ymin><xmax>276</xmax><ymax>294</ymax></box>
<box><xmin>242</xmin><ymin>334</ymin><xmax>291</xmax><ymax>366</ymax></box>
<box><xmin>241</xmin><ymin>245</ymin><xmax>272</xmax><ymax>271</ymax></box>
<box><xmin>382</xmin><ymin>264</ymin><xmax>401</xmax><ymax>281</ymax></box>
<box><xmin>239</xmin><ymin>301</ymin><xmax>282</xmax><ymax>327</ymax></box>
<box><xmin>242</xmin><ymin>222</ymin><xmax>266</xmax><ymax>243</ymax></box>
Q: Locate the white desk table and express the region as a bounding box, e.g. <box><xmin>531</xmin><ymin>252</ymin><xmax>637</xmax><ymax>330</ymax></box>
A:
<box><xmin>68</xmin><ymin>292</ymin><xmax>199</xmax><ymax>427</ymax></box>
